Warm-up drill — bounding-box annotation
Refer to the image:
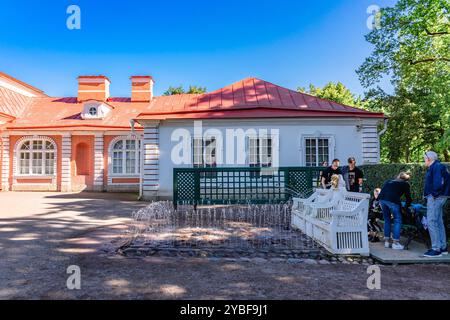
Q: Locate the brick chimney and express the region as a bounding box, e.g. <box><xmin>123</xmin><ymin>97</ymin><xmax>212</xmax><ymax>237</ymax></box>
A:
<box><xmin>131</xmin><ymin>76</ymin><xmax>154</xmax><ymax>102</ymax></box>
<box><xmin>77</xmin><ymin>76</ymin><xmax>110</xmax><ymax>102</ymax></box>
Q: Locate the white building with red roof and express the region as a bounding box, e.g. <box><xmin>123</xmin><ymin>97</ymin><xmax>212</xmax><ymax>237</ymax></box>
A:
<box><xmin>0</xmin><ymin>72</ymin><xmax>385</xmax><ymax>199</ymax></box>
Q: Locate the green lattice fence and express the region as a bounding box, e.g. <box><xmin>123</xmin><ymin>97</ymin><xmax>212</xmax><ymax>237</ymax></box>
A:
<box><xmin>173</xmin><ymin>167</ymin><xmax>324</xmax><ymax>205</ymax></box>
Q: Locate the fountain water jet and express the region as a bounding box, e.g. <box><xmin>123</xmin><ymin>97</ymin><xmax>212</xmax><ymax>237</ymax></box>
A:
<box><xmin>122</xmin><ymin>201</ymin><xmax>319</xmax><ymax>255</ymax></box>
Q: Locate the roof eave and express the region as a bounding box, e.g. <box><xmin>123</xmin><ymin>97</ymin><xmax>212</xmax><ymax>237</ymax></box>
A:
<box><xmin>135</xmin><ymin>112</ymin><xmax>385</xmax><ymax>122</ymax></box>
<box><xmin>0</xmin><ymin>111</ymin><xmax>16</xmax><ymax>121</ymax></box>
<box><xmin>135</xmin><ymin>106</ymin><xmax>385</xmax><ymax>120</ymax></box>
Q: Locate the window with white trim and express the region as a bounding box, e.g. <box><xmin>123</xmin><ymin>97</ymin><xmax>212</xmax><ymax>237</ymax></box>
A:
<box><xmin>111</xmin><ymin>138</ymin><xmax>141</xmax><ymax>175</ymax></box>
<box><xmin>192</xmin><ymin>137</ymin><xmax>217</xmax><ymax>178</ymax></box>
<box><xmin>192</xmin><ymin>137</ymin><xmax>217</xmax><ymax>168</ymax></box>
<box><xmin>248</xmin><ymin>137</ymin><xmax>272</xmax><ymax>167</ymax></box>
<box><xmin>305</xmin><ymin>138</ymin><xmax>329</xmax><ymax>167</ymax></box>
<box><xmin>18</xmin><ymin>139</ymin><xmax>56</xmax><ymax>175</ymax></box>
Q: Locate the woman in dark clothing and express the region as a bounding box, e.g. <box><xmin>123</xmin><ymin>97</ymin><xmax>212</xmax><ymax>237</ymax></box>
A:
<box><xmin>378</xmin><ymin>172</ymin><xmax>413</xmax><ymax>250</ymax></box>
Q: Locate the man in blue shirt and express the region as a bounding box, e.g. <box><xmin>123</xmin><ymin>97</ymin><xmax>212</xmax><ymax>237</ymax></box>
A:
<box><xmin>423</xmin><ymin>151</ymin><xmax>450</xmax><ymax>257</ymax></box>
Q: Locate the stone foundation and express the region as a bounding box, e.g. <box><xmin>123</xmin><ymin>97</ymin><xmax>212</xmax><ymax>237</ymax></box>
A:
<box><xmin>11</xmin><ymin>184</ymin><xmax>58</xmax><ymax>191</ymax></box>
<box><xmin>118</xmin><ymin>246</ymin><xmax>377</xmax><ymax>265</ymax></box>
<box><xmin>106</xmin><ymin>184</ymin><xmax>140</xmax><ymax>193</ymax></box>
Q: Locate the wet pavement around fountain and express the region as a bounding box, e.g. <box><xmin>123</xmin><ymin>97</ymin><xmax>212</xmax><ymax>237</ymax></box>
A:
<box><xmin>1</xmin><ymin>192</ymin><xmax>450</xmax><ymax>299</ymax></box>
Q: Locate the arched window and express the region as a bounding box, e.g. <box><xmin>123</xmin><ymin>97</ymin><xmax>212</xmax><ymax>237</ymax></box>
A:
<box><xmin>17</xmin><ymin>138</ymin><xmax>56</xmax><ymax>175</ymax></box>
<box><xmin>110</xmin><ymin>137</ymin><xmax>141</xmax><ymax>175</ymax></box>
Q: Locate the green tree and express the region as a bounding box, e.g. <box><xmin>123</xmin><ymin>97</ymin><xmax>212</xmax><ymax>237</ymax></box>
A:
<box><xmin>297</xmin><ymin>82</ymin><xmax>365</xmax><ymax>108</ymax></box>
<box><xmin>357</xmin><ymin>0</ymin><xmax>450</xmax><ymax>162</ymax></box>
<box><xmin>163</xmin><ymin>86</ymin><xmax>185</xmax><ymax>95</ymax></box>
<box><xmin>163</xmin><ymin>85</ymin><xmax>207</xmax><ymax>95</ymax></box>
<box><xmin>187</xmin><ymin>85</ymin><xmax>207</xmax><ymax>94</ymax></box>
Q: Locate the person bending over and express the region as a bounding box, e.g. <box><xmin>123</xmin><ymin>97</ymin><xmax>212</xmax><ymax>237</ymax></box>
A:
<box><xmin>378</xmin><ymin>172</ymin><xmax>412</xmax><ymax>250</ymax></box>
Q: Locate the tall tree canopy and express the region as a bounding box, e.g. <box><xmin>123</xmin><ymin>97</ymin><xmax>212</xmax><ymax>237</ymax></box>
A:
<box><xmin>163</xmin><ymin>86</ymin><xmax>185</xmax><ymax>95</ymax></box>
<box><xmin>187</xmin><ymin>85</ymin><xmax>208</xmax><ymax>94</ymax></box>
<box><xmin>297</xmin><ymin>82</ymin><xmax>365</xmax><ymax>107</ymax></box>
<box><xmin>163</xmin><ymin>85</ymin><xmax>207</xmax><ymax>95</ymax></box>
<box><xmin>357</xmin><ymin>0</ymin><xmax>450</xmax><ymax>162</ymax></box>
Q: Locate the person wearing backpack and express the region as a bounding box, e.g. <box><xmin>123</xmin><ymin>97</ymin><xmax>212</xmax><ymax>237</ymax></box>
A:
<box><xmin>423</xmin><ymin>151</ymin><xmax>450</xmax><ymax>258</ymax></box>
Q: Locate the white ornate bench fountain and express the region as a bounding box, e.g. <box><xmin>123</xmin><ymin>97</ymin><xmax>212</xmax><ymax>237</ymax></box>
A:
<box><xmin>291</xmin><ymin>175</ymin><xmax>370</xmax><ymax>256</ymax></box>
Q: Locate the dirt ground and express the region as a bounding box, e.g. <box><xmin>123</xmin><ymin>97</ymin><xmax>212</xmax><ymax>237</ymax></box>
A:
<box><xmin>0</xmin><ymin>192</ymin><xmax>449</xmax><ymax>300</ymax></box>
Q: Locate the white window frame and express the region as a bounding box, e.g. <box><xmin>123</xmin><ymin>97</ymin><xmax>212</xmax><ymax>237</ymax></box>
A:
<box><xmin>247</xmin><ymin>136</ymin><xmax>273</xmax><ymax>167</ymax></box>
<box><xmin>108</xmin><ymin>136</ymin><xmax>142</xmax><ymax>176</ymax></box>
<box><xmin>192</xmin><ymin>136</ymin><xmax>218</xmax><ymax>168</ymax></box>
<box><xmin>301</xmin><ymin>134</ymin><xmax>335</xmax><ymax>167</ymax></box>
<box><xmin>14</xmin><ymin>136</ymin><xmax>57</xmax><ymax>177</ymax></box>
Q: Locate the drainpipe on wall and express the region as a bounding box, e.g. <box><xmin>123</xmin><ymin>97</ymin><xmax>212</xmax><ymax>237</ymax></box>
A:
<box><xmin>130</xmin><ymin>119</ymin><xmax>144</xmax><ymax>200</ymax></box>
<box><xmin>139</xmin><ymin>132</ymin><xmax>144</xmax><ymax>200</ymax></box>
<box><xmin>377</xmin><ymin>119</ymin><xmax>388</xmax><ymax>162</ymax></box>
<box><xmin>378</xmin><ymin>118</ymin><xmax>388</xmax><ymax>137</ymax></box>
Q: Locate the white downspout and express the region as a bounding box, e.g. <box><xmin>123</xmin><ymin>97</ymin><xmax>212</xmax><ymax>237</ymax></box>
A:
<box><xmin>378</xmin><ymin>118</ymin><xmax>388</xmax><ymax>137</ymax></box>
<box><xmin>130</xmin><ymin>119</ymin><xmax>144</xmax><ymax>200</ymax></box>
<box><xmin>139</xmin><ymin>134</ymin><xmax>144</xmax><ymax>200</ymax></box>
<box><xmin>377</xmin><ymin>118</ymin><xmax>388</xmax><ymax>163</ymax></box>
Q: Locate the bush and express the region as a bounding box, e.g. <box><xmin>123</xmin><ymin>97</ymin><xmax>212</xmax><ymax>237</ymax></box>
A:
<box><xmin>360</xmin><ymin>163</ymin><xmax>450</xmax><ymax>202</ymax></box>
<box><xmin>362</xmin><ymin>164</ymin><xmax>425</xmax><ymax>202</ymax></box>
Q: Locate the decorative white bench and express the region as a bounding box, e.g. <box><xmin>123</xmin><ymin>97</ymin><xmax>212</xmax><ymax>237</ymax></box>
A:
<box><xmin>292</xmin><ymin>188</ymin><xmax>370</xmax><ymax>256</ymax></box>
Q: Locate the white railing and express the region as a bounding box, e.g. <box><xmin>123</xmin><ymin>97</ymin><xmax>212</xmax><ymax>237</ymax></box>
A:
<box><xmin>292</xmin><ymin>188</ymin><xmax>370</xmax><ymax>256</ymax></box>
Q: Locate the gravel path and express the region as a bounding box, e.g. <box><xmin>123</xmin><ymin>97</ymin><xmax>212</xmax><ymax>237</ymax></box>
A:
<box><xmin>0</xmin><ymin>192</ymin><xmax>449</xmax><ymax>300</ymax></box>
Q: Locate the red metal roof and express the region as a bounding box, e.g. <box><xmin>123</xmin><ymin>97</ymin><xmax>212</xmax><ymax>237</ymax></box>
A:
<box><xmin>0</xmin><ymin>111</ymin><xmax>16</xmax><ymax>121</ymax></box>
<box><xmin>6</xmin><ymin>97</ymin><xmax>149</xmax><ymax>131</ymax></box>
<box><xmin>136</xmin><ymin>77</ymin><xmax>384</xmax><ymax>120</ymax></box>
<box><xmin>135</xmin><ymin>108</ymin><xmax>384</xmax><ymax>120</ymax></box>
<box><xmin>1</xmin><ymin>75</ymin><xmax>384</xmax><ymax>131</ymax></box>
<box><xmin>0</xmin><ymin>72</ymin><xmax>46</xmax><ymax>96</ymax></box>
<box><xmin>0</xmin><ymin>86</ymin><xmax>35</xmax><ymax>118</ymax></box>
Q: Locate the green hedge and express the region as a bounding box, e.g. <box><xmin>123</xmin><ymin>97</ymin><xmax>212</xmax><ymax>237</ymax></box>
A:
<box><xmin>360</xmin><ymin>163</ymin><xmax>450</xmax><ymax>202</ymax></box>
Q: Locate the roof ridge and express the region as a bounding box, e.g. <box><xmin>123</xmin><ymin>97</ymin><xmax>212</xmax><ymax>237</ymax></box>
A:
<box><xmin>242</xmin><ymin>77</ymin><xmax>368</xmax><ymax>112</ymax></box>
<box><xmin>143</xmin><ymin>77</ymin><xmax>380</xmax><ymax>116</ymax></box>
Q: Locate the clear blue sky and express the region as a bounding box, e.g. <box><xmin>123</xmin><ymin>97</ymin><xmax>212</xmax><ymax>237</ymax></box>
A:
<box><xmin>0</xmin><ymin>0</ymin><xmax>396</xmax><ymax>97</ymax></box>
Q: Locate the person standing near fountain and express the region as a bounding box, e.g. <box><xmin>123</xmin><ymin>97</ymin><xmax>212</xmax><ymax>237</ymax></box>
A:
<box><xmin>342</xmin><ymin>157</ymin><xmax>364</xmax><ymax>192</ymax></box>
<box><xmin>321</xmin><ymin>159</ymin><xmax>342</xmax><ymax>189</ymax></box>
<box><xmin>422</xmin><ymin>151</ymin><xmax>450</xmax><ymax>258</ymax></box>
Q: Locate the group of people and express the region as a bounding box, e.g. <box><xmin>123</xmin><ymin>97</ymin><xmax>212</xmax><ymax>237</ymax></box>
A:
<box><xmin>319</xmin><ymin>157</ymin><xmax>364</xmax><ymax>193</ymax></box>
<box><xmin>319</xmin><ymin>151</ymin><xmax>450</xmax><ymax>258</ymax></box>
